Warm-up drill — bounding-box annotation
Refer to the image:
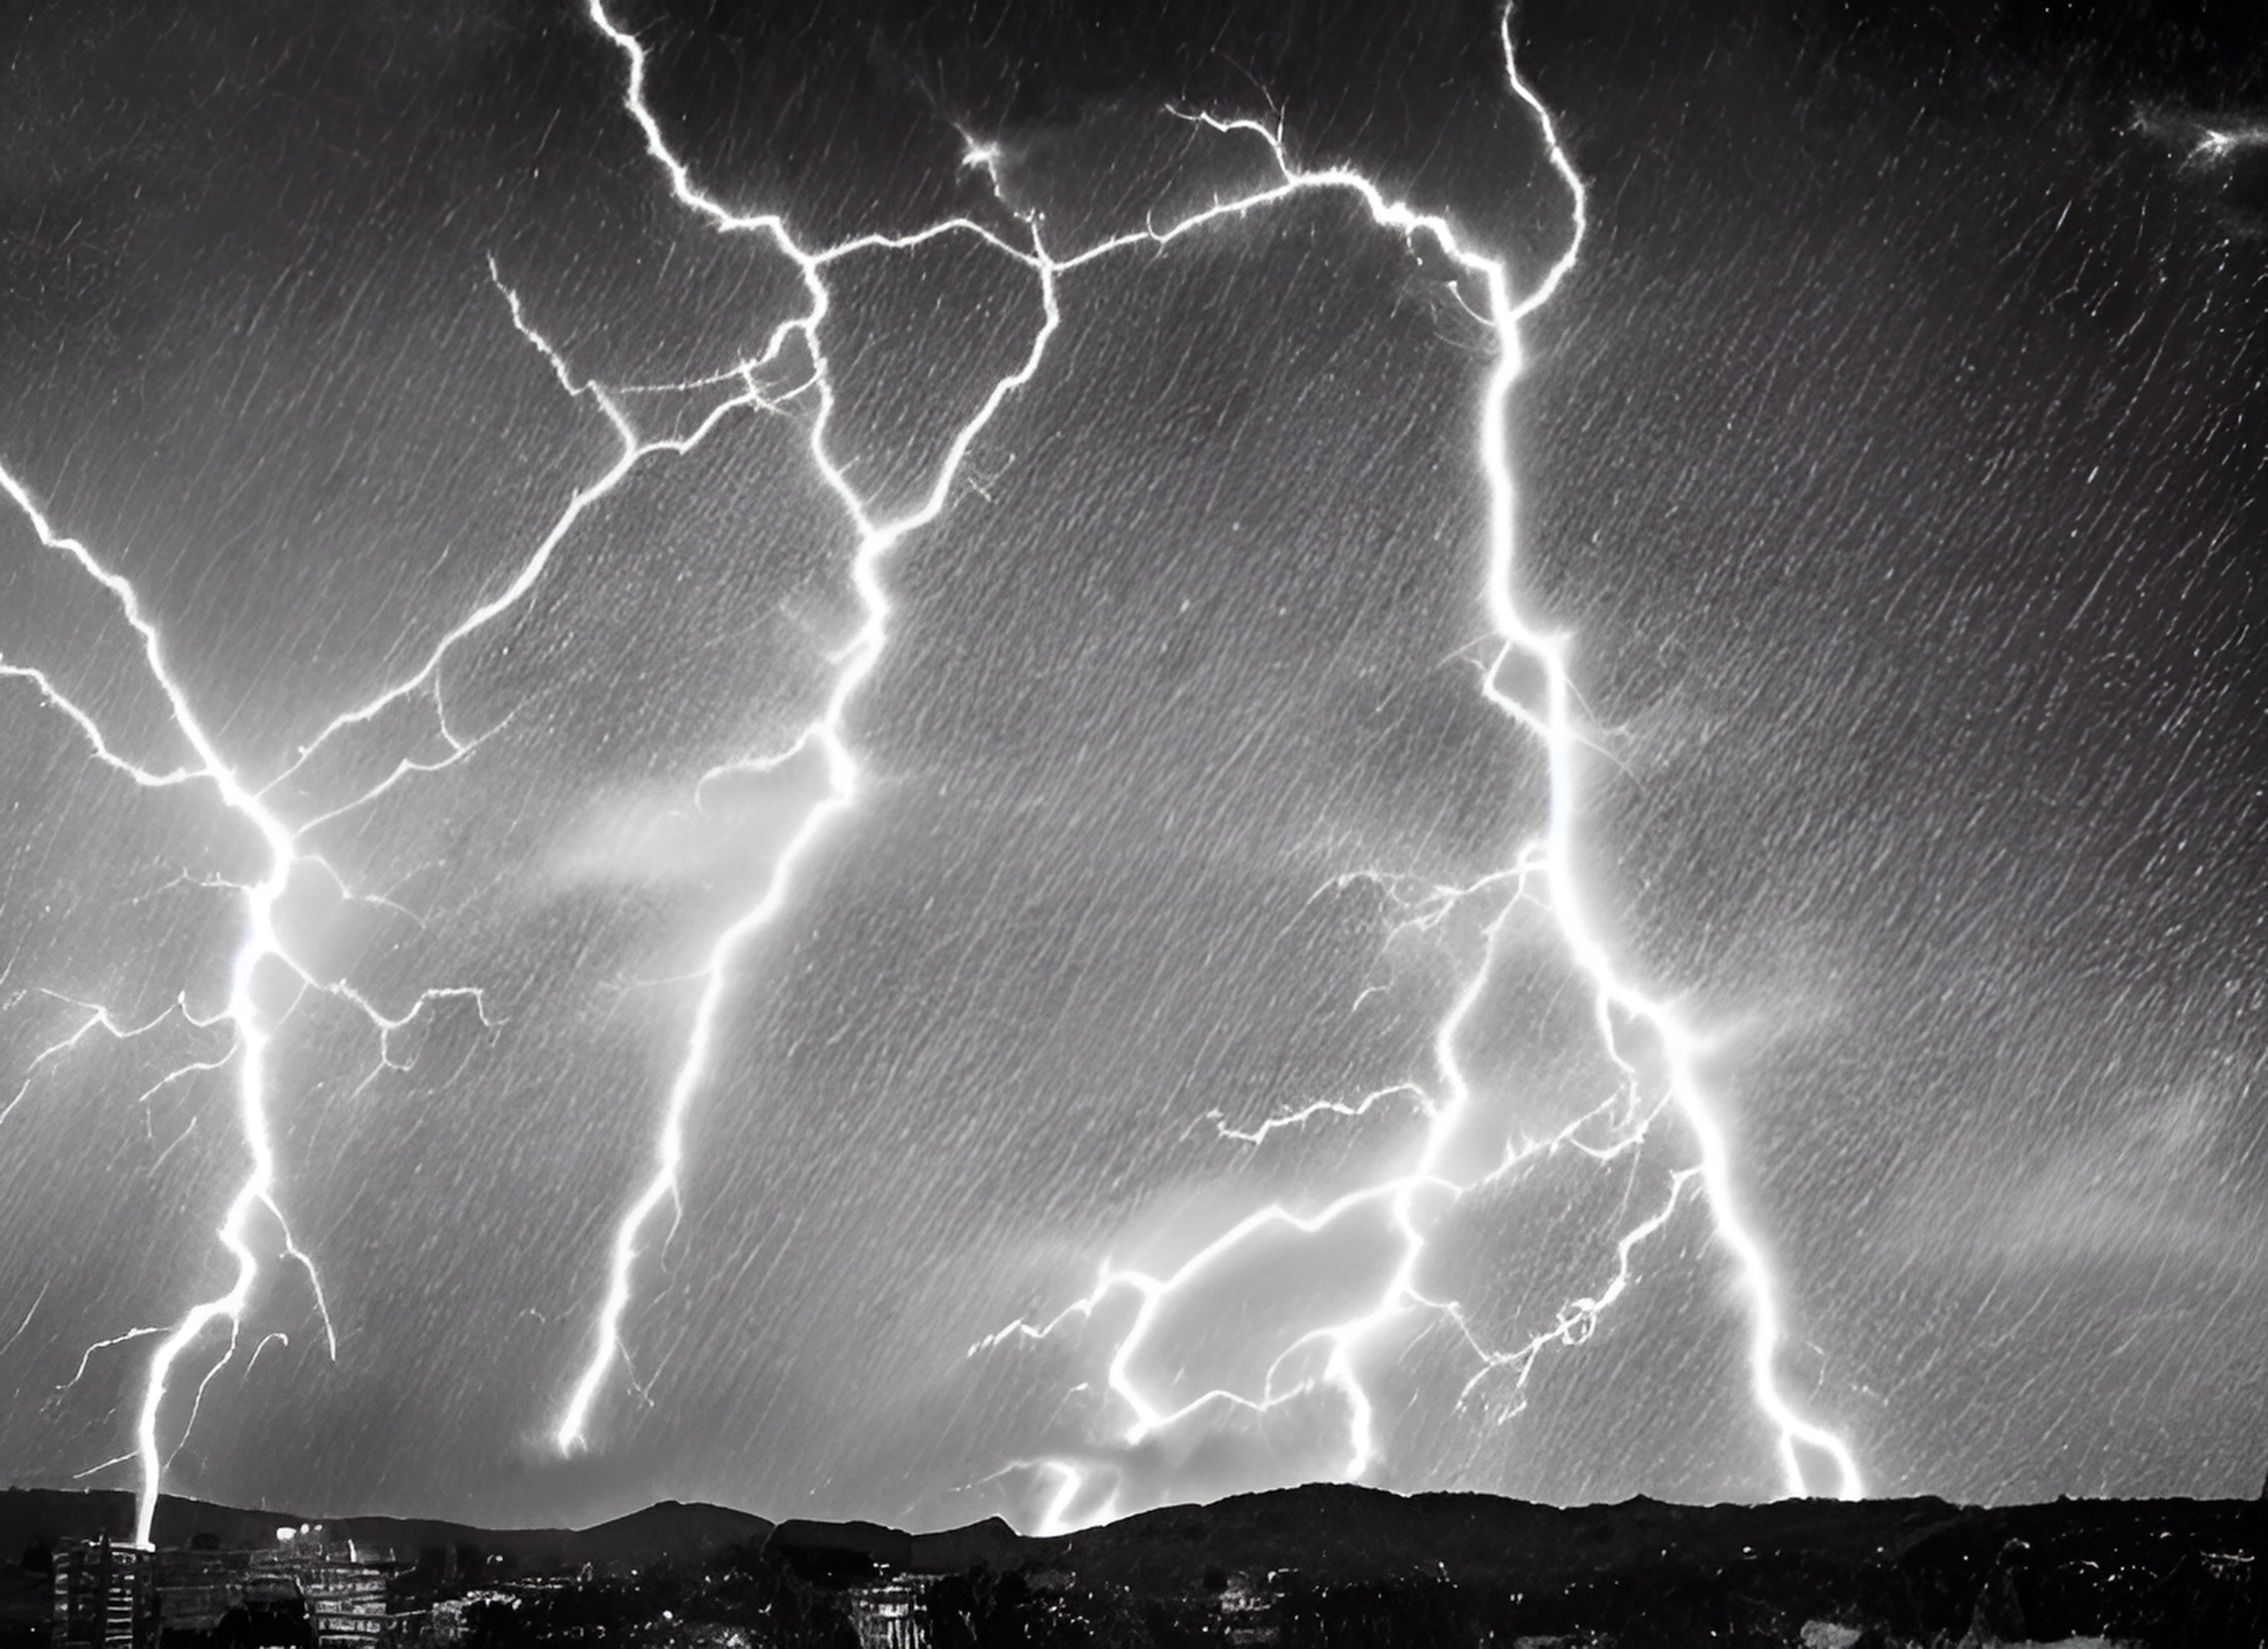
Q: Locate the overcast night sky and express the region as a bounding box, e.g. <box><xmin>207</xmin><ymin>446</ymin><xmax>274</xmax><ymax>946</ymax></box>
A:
<box><xmin>2</xmin><ymin>0</ymin><xmax>2266</xmax><ymax>1535</ymax></box>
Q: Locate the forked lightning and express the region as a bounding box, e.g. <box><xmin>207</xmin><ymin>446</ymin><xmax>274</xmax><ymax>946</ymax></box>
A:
<box><xmin>571</xmin><ymin>0</ymin><xmax>1860</xmax><ymax>1519</ymax></box>
<box><xmin>0</xmin><ymin>0</ymin><xmax>1860</xmax><ymax>1543</ymax></box>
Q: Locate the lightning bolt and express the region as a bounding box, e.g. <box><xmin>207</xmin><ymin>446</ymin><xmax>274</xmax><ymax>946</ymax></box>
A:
<box><xmin>0</xmin><ymin>143</ymin><xmax>816</xmax><ymax>1535</ymax></box>
<box><xmin>7</xmin><ymin>0</ymin><xmax>1860</xmax><ymax>1536</ymax></box>
<box><xmin>1</xmin><ymin>460</ymin><xmax>540</xmax><ymax>1544</ymax></box>
<box><xmin>543</xmin><ymin>0</ymin><xmax>1860</xmax><ymax>1520</ymax></box>
<box><xmin>554</xmin><ymin>0</ymin><xmax>1860</xmax><ymax>1511</ymax></box>
<box><xmin>6</xmin><ymin>0</ymin><xmax>1053</xmax><ymax>1532</ymax></box>
<box><xmin>955</xmin><ymin>20</ymin><xmax>1865</xmax><ymax>1525</ymax></box>
<box><xmin>550</xmin><ymin>0</ymin><xmax>1062</xmax><ymax>1453</ymax></box>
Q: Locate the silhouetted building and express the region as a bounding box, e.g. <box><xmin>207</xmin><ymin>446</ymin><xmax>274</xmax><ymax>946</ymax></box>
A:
<box><xmin>1216</xmin><ymin>1574</ymin><xmax>1279</xmax><ymax>1647</ymax></box>
<box><xmin>217</xmin><ymin>1575</ymin><xmax>315</xmax><ymax>1649</ymax></box>
<box><xmin>846</xmin><ymin>1576</ymin><xmax>928</xmax><ymax>1649</ymax></box>
<box><xmin>128</xmin><ymin>1550</ymin><xmax>313</xmax><ymax>1649</ymax></box>
<box><xmin>152</xmin><ymin>1550</ymin><xmax>240</xmax><ymax>1641</ymax></box>
<box><xmin>250</xmin><ymin>1555</ymin><xmax>382</xmax><ymax>1649</ymax></box>
<box><xmin>132</xmin><ymin>1531</ymin><xmax>388</xmax><ymax>1649</ymax></box>
<box><xmin>52</xmin><ymin>1539</ymin><xmax>153</xmax><ymax>1649</ymax></box>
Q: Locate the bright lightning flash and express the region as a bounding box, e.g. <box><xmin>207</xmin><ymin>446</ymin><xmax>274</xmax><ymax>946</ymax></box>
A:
<box><xmin>0</xmin><ymin>465</ymin><xmax>523</xmax><ymax>1545</ymax></box>
<box><xmin>555</xmin><ymin>1</ymin><xmax>1860</xmax><ymax>1521</ymax></box>
<box><xmin>0</xmin><ymin>77</ymin><xmax>830</xmax><ymax>1535</ymax></box>
<box><xmin>6</xmin><ymin>0</ymin><xmax>1004</xmax><ymax>1508</ymax></box>
<box><xmin>548</xmin><ymin>0</ymin><xmax>1064</xmax><ymax>1453</ymax></box>
<box><xmin>958</xmin><ymin>26</ymin><xmax>1865</xmax><ymax>1527</ymax></box>
<box><xmin>6</xmin><ymin>0</ymin><xmax>1861</xmax><ymax>1539</ymax></box>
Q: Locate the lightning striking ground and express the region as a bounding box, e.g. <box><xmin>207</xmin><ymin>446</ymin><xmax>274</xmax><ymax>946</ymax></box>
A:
<box><xmin>553</xmin><ymin>2</ymin><xmax>1860</xmax><ymax>1517</ymax></box>
<box><xmin>1</xmin><ymin>448</ymin><xmax>584</xmax><ymax>1541</ymax></box>
<box><xmin>3</xmin><ymin>461</ymin><xmax>344</xmax><ymax>1547</ymax></box>
<box><xmin>550</xmin><ymin>0</ymin><xmax>1068</xmax><ymax>1453</ymax></box>
<box><xmin>5</xmin><ymin>0</ymin><xmax>1864</xmax><ymax>1535</ymax></box>
<box><xmin>0</xmin><ymin>175</ymin><xmax>785</xmax><ymax>1542</ymax></box>
<box><xmin>958</xmin><ymin>23</ymin><xmax>1864</xmax><ymax>1524</ymax></box>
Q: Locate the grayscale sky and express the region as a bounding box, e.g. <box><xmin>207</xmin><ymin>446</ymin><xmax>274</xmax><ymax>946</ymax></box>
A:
<box><xmin>2</xmin><ymin>0</ymin><xmax>2263</xmax><ymax>1532</ymax></box>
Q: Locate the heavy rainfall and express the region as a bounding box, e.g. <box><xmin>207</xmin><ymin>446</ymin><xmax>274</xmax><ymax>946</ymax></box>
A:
<box><xmin>2</xmin><ymin>0</ymin><xmax>2264</xmax><ymax>1541</ymax></box>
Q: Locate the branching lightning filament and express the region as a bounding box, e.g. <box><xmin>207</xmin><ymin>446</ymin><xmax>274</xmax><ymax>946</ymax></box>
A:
<box><xmin>962</xmin><ymin>23</ymin><xmax>1862</xmax><ymax>1526</ymax></box>
<box><xmin>547</xmin><ymin>0</ymin><xmax>1067</xmax><ymax>1453</ymax></box>
<box><xmin>0</xmin><ymin>465</ymin><xmax>514</xmax><ymax>1545</ymax></box>
<box><xmin>5</xmin><ymin>0</ymin><xmax>1863</xmax><ymax>1539</ymax></box>
<box><xmin>564</xmin><ymin>0</ymin><xmax>1859</xmax><ymax>1519</ymax></box>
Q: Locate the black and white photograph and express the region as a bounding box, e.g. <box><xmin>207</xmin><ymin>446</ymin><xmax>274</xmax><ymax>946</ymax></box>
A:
<box><xmin>3</xmin><ymin>0</ymin><xmax>2266</xmax><ymax>1641</ymax></box>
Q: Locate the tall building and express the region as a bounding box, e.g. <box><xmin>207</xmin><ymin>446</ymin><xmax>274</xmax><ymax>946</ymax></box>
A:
<box><xmin>52</xmin><ymin>1538</ymin><xmax>154</xmax><ymax>1649</ymax></box>
<box><xmin>66</xmin><ymin>1529</ymin><xmax>391</xmax><ymax>1649</ymax></box>
<box><xmin>845</xmin><ymin>1575</ymin><xmax>929</xmax><ymax>1649</ymax></box>
<box><xmin>250</xmin><ymin>1552</ymin><xmax>385</xmax><ymax>1649</ymax></box>
<box><xmin>151</xmin><ymin>1550</ymin><xmax>240</xmax><ymax>1641</ymax></box>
